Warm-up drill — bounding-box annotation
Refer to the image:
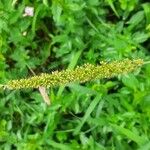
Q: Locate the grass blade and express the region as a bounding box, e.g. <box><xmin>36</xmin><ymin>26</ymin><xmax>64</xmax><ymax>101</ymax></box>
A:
<box><xmin>74</xmin><ymin>94</ymin><xmax>102</xmax><ymax>135</ymax></box>
<box><xmin>111</xmin><ymin>124</ymin><xmax>148</xmax><ymax>145</ymax></box>
<box><xmin>57</xmin><ymin>50</ymin><xmax>82</xmax><ymax>97</ymax></box>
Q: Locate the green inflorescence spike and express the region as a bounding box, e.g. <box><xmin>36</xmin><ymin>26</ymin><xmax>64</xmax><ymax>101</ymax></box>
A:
<box><xmin>4</xmin><ymin>59</ymin><xmax>143</xmax><ymax>90</ymax></box>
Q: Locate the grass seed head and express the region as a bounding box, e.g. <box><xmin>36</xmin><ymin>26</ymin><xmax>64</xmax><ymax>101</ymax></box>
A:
<box><xmin>5</xmin><ymin>59</ymin><xmax>144</xmax><ymax>89</ymax></box>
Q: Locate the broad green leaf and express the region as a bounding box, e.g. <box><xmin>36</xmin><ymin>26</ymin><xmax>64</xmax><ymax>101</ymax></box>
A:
<box><xmin>127</xmin><ymin>11</ymin><xmax>145</xmax><ymax>29</ymax></box>
<box><xmin>132</xmin><ymin>32</ymin><xmax>149</xmax><ymax>43</ymax></box>
<box><xmin>122</xmin><ymin>74</ymin><xmax>139</xmax><ymax>91</ymax></box>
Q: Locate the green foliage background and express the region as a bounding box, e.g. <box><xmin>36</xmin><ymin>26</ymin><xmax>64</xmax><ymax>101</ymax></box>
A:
<box><xmin>0</xmin><ymin>0</ymin><xmax>150</xmax><ymax>149</ymax></box>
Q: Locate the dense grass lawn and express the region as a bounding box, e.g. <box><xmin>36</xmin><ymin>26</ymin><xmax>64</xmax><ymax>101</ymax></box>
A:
<box><xmin>0</xmin><ymin>0</ymin><xmax>150</xmax><ymax>149</ymax></box>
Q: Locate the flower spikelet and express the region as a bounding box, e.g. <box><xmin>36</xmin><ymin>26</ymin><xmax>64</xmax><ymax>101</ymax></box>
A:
<box><xmin>5</xmin><ymin>59</ymin><xmax>143</xmax><ymax>89</ymax></box>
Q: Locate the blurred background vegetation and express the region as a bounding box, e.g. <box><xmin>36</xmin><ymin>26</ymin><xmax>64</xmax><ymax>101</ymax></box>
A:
<box><xmin>0</xmin><ymin>0</ymin><xmax>150</xmax><ymax>149</ymax></box>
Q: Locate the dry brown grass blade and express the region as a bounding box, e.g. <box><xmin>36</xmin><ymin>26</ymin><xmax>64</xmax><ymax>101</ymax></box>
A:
<box><xmin>26</xmin><ymin>64</ymin><xmax>51</xmax><ymax>105</ymax></box>
<box><xmin>39</xmin><ymin>86</ymin><xmax>50</xmax><ymax>105</ymax></box>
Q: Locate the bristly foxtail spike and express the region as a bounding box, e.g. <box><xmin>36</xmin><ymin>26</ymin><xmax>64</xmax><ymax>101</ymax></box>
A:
<box><xmin>4</xmin><ymin>59</ymin><xmax>144</xmax><ymax>90</ymax></box>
